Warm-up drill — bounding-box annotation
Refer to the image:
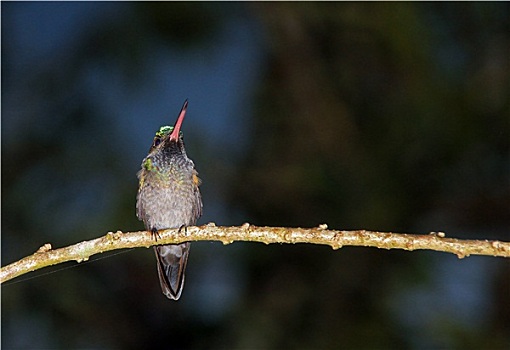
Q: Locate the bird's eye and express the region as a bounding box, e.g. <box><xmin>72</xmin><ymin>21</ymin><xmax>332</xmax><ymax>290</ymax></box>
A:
<box><xmin>153</xmin><ymin>137</ymin><xmax>162</xmax><ymax>147</ymax></box>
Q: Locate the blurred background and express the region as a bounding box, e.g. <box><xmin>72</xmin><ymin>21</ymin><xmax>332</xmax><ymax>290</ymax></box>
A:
<box><xmin>2</xmin><ymin>2</ymin><xmax>509</xmax><ymax>349</ymax></box>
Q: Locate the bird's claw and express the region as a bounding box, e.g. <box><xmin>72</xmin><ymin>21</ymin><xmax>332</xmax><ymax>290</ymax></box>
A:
<box><xmin>151</xmin><ymin>227</ymin><xmax>161</xmax><ymax>241</ymax></box>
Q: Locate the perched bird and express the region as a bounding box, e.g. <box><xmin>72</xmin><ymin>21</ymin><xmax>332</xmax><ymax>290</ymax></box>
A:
<box><xmin>136</xmin><ymin>100</ymin><xmax>202</xmax><ymax>300</ymax></box>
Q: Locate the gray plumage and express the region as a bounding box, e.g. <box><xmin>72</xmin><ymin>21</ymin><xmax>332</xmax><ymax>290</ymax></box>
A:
<box><xmin>136</xmin><ymin>101</ymin><xmax>202</xmax><ymax>300</ymax></box>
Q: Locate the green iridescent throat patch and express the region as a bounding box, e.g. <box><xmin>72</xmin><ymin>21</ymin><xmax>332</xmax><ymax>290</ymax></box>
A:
<box><xmin>143</xmin><ymin>158</ymin><xmax>158</xmax><ymax>171</ymax></box>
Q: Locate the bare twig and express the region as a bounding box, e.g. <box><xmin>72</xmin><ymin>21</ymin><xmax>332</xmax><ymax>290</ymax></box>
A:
<box><xmin>2</xmin><ymin>223</ymin><xmax>509</xmax><ymax>284</ymax></box>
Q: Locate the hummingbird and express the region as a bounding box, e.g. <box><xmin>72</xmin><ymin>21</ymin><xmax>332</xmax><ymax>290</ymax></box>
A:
<box><xmin>136</xmin><ymin>100</ymin><xmax>202</xmax><ymax>300</ymax></box>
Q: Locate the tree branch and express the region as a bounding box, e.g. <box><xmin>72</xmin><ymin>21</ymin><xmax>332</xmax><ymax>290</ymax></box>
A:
<box><xmin>2</xmin><ymin>223</ymin><xmax>509</xmax><ymax>283</ymax></box>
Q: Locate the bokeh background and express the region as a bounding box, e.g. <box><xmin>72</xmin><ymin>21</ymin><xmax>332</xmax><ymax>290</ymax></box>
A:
<box><xmin>2</xmin><ymin>2</ymin><xmax>509</xmax><ymax>349</ymax></box>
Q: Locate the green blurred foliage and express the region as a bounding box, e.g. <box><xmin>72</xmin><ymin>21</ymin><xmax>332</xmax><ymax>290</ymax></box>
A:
<box><xmin>229</xmin><ymin>2</ymin><xmax>509</xmax><ymax>348</ymax></box>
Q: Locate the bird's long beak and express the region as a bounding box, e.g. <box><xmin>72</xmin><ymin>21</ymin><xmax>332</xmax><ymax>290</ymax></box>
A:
<box><xmin>169</xmin><ymin>99</ymin><xmax>188</xmax><ymax>142</ymax></box>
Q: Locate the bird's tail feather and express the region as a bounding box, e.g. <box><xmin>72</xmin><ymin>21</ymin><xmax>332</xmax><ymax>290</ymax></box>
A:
<box><xmin>154</xmin><ymin>243</ymin><xmax>190</xmax><ymax>300</ymax></box>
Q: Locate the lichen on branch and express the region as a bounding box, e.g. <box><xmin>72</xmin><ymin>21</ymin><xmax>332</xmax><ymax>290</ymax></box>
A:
<box><xmin>2</xmin><ymin>223</ymin><xmax>509</xmax><ymax>284</ymax></box>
